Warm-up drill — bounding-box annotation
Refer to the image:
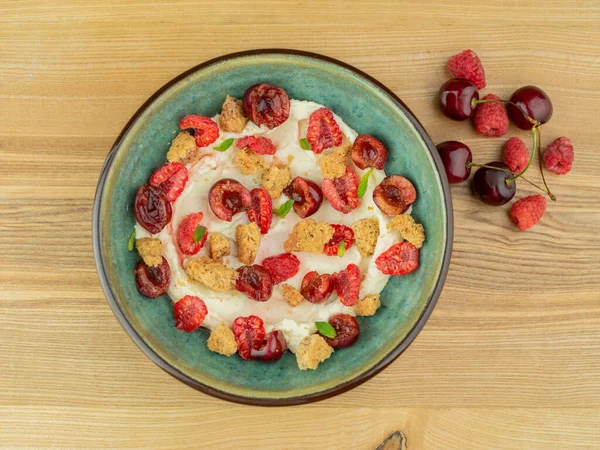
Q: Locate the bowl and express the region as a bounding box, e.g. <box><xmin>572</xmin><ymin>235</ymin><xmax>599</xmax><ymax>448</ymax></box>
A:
<box><xmin>93</xmin><ymin>49</ymin><xmax>453</xmax><ymax>405</ymax></box>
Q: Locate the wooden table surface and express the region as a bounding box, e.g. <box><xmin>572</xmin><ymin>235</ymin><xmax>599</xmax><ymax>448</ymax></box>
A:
<box><xmin>2</xmin><ymin>1</ymin><xmax>600</xmax><ymax>448</ymax></box>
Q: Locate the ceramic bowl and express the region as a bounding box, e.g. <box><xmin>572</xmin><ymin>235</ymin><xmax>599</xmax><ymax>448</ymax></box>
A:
<box><xmin>93</xmin><ymin>49</ymin><xmax>453</xmax><ymax>405</ymax></box>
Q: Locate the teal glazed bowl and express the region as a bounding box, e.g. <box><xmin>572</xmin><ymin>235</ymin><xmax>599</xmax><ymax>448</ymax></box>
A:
<box><xmin>93</xmin><ymin>50</ymin><xmax>453</xmax><ymax>405</ymax></box>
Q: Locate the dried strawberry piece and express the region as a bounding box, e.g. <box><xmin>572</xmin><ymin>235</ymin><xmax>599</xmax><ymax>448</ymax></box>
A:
<box><xmin>351</xmin><ymin>134</ymin><xmax>388</xmax><ymax>170</ymax></box>
<box><xmin>235</xmin><ymin>265</ymin><xmax>273</xmax><ymax>302</ymax></box>
<box><xmin>208</xmin><ymin>179</ymin><xmax>251</xmax><ymax>221</ymax></box>
<box><xmin>149</xmin><ymin>162</ymin><xmax>189</xmax><ymax>202</ymax></box>
<box><xmin>243</xmin><ymin>84</ymin><xmax>290</xmax><ymax>129</ymax></box>
<box><xmin>300</xmin><ymin>271</ymin><xmax>334</xmax><ymax>304</ymax></box>
<box><xmin>332</xmin><ymin>263</ymin><xmax>361</xmax><ymax>306</ymax></box>
<box><xmin>233</xmin><ymin>315</ymin><xmax>266</xmax><ymax>360</ymax></box>
<box><xmin>176</xmin><ymin>212</ymin><xmax>207</xmax><ymax>256</ymax></box>
<box><xmin>376</xmin><ymin>242</ymin><xmax>419</xmax><ymax>275</ymax></box>
<box><xmin>321</xmin><ymin>168</ymin><xmax>359</xmax><ymax>213</ymax></box>
<box><xmin>373</xmin><ymin>175</ymin><xmax>416</xmax><ymax>216</ymax></box>
<box><xmin>251</xmin><ymin>330</ymin><xmax>287</xmax><ymax>362</ymax></box>
<box><xmin>179</xmin><ymin>115</ymin><xmax>219</xmax><ymax>147</ymax></box>
<box><xmin>284</xmin><ymin>177</ymin><xmax>323</xmax><ymax>218</ymax></box>
<box><xmin>322</xmin><ymin>314</ymin><xmax>359</xmax><ymax>348</ymax></box>
<box><xmin>237</xmin><ymin>136</ymin><xmax>277</xmax><ymax>155</ymax></box>
<box><xmin>134</xmin><ymin>184</ymin><xmax>172</xmax><ymax>234</ymax></box>
<box><xmin>306</xmin><ymin>107</ymin><xmax>343</xmax><ymax>154</ymax></box>
<box><xmin>324</xmin><ymin>224</ymin><xmax>355</xmax><ymax>256</ymax></box>
<box><xmin>134</xmin><ymin>257</ymin><xmax>171</xmax><ymax>298</ymax></box>
<box><xmin>173</xmin><ymin>295</ymin><xmax>207</xmax><ymax>332</ymax></box>
<box><xmin>247</xmin><ymin>188</ymin><xmax>273</xmax><ymax>234</ymax></box>
<box><xmin>262</xmin><ymin>253</ymin><xmax>300</xmax><ymax>284</ymax></box>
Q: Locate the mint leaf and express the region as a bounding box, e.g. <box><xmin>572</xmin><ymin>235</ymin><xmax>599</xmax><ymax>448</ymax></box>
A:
<box><xmin>214</xmin><ymin>138</ymin><xmax>234</xmax><ymax>152</ymax></box>
<box><xmin>315</xmin><ymin>321</ymin><xmax>337</xmax><ymax>339</ymax></box>
<box><xmin>299</xmin><ymin>138</ymin><xmax>312</xmax><ymax>150</ymax></box>
<box><xmin>127</xmin><ymin>230</ymin><xmax>136</xmax><ymax>252</ymax></box>
<box><xmin>273</xmin><ymin>199</ymin><xmax>294</xmax><ymax>218</ymax></box>
<box><xmin>337</xmin><ymin>240</ymin><xmax>346</xmax><ymax>257</ymax></box>
<box><xmin>357</xmin><ymin>168</ymin><xmax>373</xmax><ymax>199</ymax></box>
<box><xmin>193</xmin><ymin>225</ymin><xmax>206</xmax><ymax>243</ymax></box>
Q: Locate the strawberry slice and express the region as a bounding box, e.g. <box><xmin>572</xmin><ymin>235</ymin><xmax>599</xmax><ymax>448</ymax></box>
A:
<box><xmin>149</xmin><ymin>162</ymin><xmax>189</xmax><ymax>202</ymax></box>
<box><xmin>324</xmin><ymin>224</ymin><xmax>355</xmax><ymax>256</ymax></box>
<box><xmin>233</xmin><ymin>315</ymin><xmax>266</xmax><ymax>360</ymax></box>
<box><xmin>322</xmin><ymin>168</ymin><xmax>359</xmax><ymax>213</ymax></box>
<box><xmin>237</xmin><ymin>136</ymin><xmax>277</xmax><ymax>155</ymax></box>
<box><xmin>179</xmin><ymin>115</ymin><xmax>219</xmax><ymax>147</ymax></box>
<box><xmin>376</xmin><ymin>242</ymin><xmax>419</xmax><ymax>275</ymax></box>
<box><xmin>306</xmin><ymin>107</ymin><xmax>343</xmax><ymax>154</ymax></box>
<box><xmin>262</xmin><ymin>253</ymin><xmax>300</xmax><ymax>284</ymax></box>
<box><xmin>173</xmin><ymin>295</ymin><xmax>208</xmax><ymax>332</ymax></box>
<box><xmin>247</xmin><ymin>188</ymin><xmax>273</xmax><ymax>234</ymax></box>
<box><xmin>176</xmin><ymin>212</ymin><xmax>207</xmax><ymax>256</ymax></box>
<box><xmin>332</xmin><ymin>263</ymin><xmax>361</xmax><ymax>306</ymax></box>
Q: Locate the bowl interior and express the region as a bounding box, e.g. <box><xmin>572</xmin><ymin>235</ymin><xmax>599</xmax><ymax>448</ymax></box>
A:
<box><xmin>96</xmin><ymin>51</ymin><xmax>450</xmax><ymax>404</ymax></box>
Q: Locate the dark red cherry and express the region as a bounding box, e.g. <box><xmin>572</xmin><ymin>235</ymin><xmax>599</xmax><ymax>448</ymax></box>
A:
<box><xmin>507</xmin><ymin>85</ymin><xmax>553</xmax><ymax>130</ymax></box>
<box><xmin>283</xmin><ymin>177</ymin><xmax>323</xmax><ymax>218</ymax></box>
<box><xmin>436</xmin><ymin>141</ymin><xmax>473</xmax><ymax>184</ymax></box>
<box><xmin>250</xmin><ymin>330</ymin><xmax>287</xmax><ymax>362</ymax></box>
<box><xmin>472</xmin><ymin>161</ymin><xmax>516</xmax><ymax>206</ymax></box>
<box><xmin>439</xmin><ymin>78</ymin><xmax>479</xmax><ymax>121</ymax></box>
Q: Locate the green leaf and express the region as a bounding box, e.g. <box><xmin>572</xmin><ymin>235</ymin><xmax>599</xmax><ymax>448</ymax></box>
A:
<box><xmin>193</xmin><ymin>225</ymin><xmax>206</xmax><ymax>243</ymax></box>
<box><xmin>214</xmin><ymin>138</ymin><xmax>234</xmax><ymax>152</ymax></box>
<box><xmin>357</xmin><ymin>168</ymin><xmax>373</xmax><ymax>199</ymax></box>
<box><xmin>127</xmin><ymin>230</ymin><xmax>136</xmax><ymax>252</ymax></box>
<box><xmin>315</xmin><ymin>321</ymin><xmax>337</xmax><ymax>339</ymax></box>
<box><xmin>337</xmin><ymin>240</ymin><xmax>346</xmax><ymax>257</ymax></box>
<box><xmin>299</xmin><ymin>138</ymin><xmax>312</xmax><ymax>150</ymax></box>
<box><xmin>273</xmin><ymin>199</ymin><xmax>294</xmax><ymax>218</ymax></box>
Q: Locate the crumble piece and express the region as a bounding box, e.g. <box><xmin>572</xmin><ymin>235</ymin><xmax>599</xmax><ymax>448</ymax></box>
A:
<box><xmin>283</xmin><ymin>219</ymin><xmax>334</xmax><ymax>254</ymax></box>
<box><xmin>136</xmin><ymin>237</ymin><xmax>162</xmax><ymax>267</ymax></box>
<box><xmin>282</xmin><ymin>284</ymin><xmax>304</xmax><ymax>307</ymax></box>
<box><xmin>353</xmin><ymin>217</ymin><xmax>380</xmax><ymax>257</ymax></box>
<box><xmin>296</xmin><ymin>334</ymin><xmax>333</xmax><ymax>370</ymax></box>
<box><xmin>209</xmin><ymin>232</ymin><xmax>230</xmax><ymax>262</ymax></box>
<box><xmin>319</xmin><ymin>137</ymin><xmax>351</xmax><ymax>179</ymax></box>
<box><xmin>185</xmin><ymin>257</ymin><xmax>236</xmax><ymax>291</ymax></box>
<box><xmin>261</xmin><ymin>164</ymin><xmax>292</xmax><ymax>199</ymax></box>
<box><xmin>234</xmin><ymin>148</ymin><xmax>267</xmax><ymax>175</ymax></box>
<box><xmin>235</xmin><ymin>222</ymin><xmax>261</xmax><ymax>265</ymax></box>
<box><xmin>219</xmin><ymin>95</ymin><xmax>247</xmax><ymax>133</ymax></box>
<box><xmin>207</xmin><ymin>322</ymin><xmax>238</xmax><ymax>356</ymax></box>
<box><xmin>166</xmin><ymin>131</ymin><xmax>201</xmax><ymax>165</ymax></box>
<box><xmin>354</xmin><ymin>294</ymin><xmax>381</xmax><ymax>317</ymax></box>
<box><xmin>391</xmin><ymin>214</ymin><xmax>425</xmax><ymax>248</ymax></box>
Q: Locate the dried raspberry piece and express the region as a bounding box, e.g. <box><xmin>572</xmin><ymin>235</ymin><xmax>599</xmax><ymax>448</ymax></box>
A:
<box><xmin>208</xmin><ymin>179</ymin><xmax>251</xmax><ymax>221</ymax></box>
<box><xmin>474</xmin><ymin>94</ymin><xmax>509</xmax><ymax>137</ymax></box>
<box><xmin>262</xmin><ymin>253</ymin><xmax>300</xmax><ymax>284</ymax></box>
<box><xmin>300</xmin><ymin>271</ymin><xmax>334</xmax><ymax>304</ymax></box>
<box><xmin>173</xmin><ymin>295</ymin><xmax>207</xmax><ymax>332</ymax></box>
<box><xmin>373</xmin><ymin>175</ymin><xmax>416</xmax><ymax>216</ymax></box>
<box><xmin>247</xmin><ymin>188</ymin><xmax>273</xmax><ymax>234</ymax></box>
<box><xmin>321</xmin><ymin>168</ymin><xmax>359</xmax><ymax>213</ymax></box>
<box><xmin>503</xmin><ymin>137</ymin><xmax>529</xmax><ymax>173</ymax></box>
<box><xmin>176</xmin><ymin>212</ymin><xmax>207</xmax><ymax>256</ymax></box>
<box><xmin>251</xmin><ymin>330</ymin><xmax>287</xmax><ymax>362</ymax></box>
<box><xmin>322</xmin><ymin>314</ymin><xmax>359</xmax><ymax>348</ymax></box>
<box><xmin>351</xmin><ymin>134</ymin><xmax>388</xmax><ymax>170</ymax></box>
<box><xmin>134</xmin><ymin>184</ymin><xmax>172</xmax><ymax>234</ymax></box>
<box><xmin>149</xmin><ymin>162</ymin><xmax>189</xmax><ymax>202</ymax></box>
<box><xmin>179</xmin><ymin>115</ymin><xmax>219</xmax><ymax>147</ymax></box>
<box><xmin>243</xmin><ymin>84</ymin><xmax>290</xmax><ymax>129</ymax></box>
<box><xmin>332</xmin><ymin>263</ymin><xmax>361</xmax><ymax>306</ymax></box>
<box><xmin>324</xmin><ymin>224</ymin><xmax>355</xmax><ymax>256</ymax></box>
<box><xmin>509</xmin><ymin>194</ymin><xmax>547</xmax><ymax>231</ymax></box>
<box><xmin>306</xmin><ymin>108</ymin><xmax>343</xmax><ymax>154</ymax></box>
<box><xmin>376</xmin><ymin>242</ymin><xmax>419</xmax><ymax>276</ymax></box>
<box><xmin>233</xmin><ymin>315</ymin><xmax>266</xmax><ymax>360</ymax></box>
<box><xmin>236</xmin><ymin>135</ymin><xmax>277</xmax><ymax>155</ymax></box>
<box><xmin>543</xmin><ymin>137</ymin><xmax>574</xmax><ymax>175</ymax></box>
<box><xmin>134</xmin><ymin>257</ymin><xmax>171</xmax><ymax>298</ymax></box>
<box><xmin>447</xmin><ymin>49</ymin><xmax>486</xmax><ymax>90</ymax></box>
<box><xmin>235</xmin><ymin>265</ymin><xmax>273</xmax><ymax>302</ymax></box>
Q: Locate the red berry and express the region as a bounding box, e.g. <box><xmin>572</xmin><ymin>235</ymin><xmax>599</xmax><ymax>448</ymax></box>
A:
<box><xmin>208</xmin><ymin>179</ymin><xmax>251</xmax><ymax>221</ymax></box>
<box><xmin>306</xmin><ymin>107</ymin><xmax>343</xmax><ymax>154</ymax></box>
<box><xmin>543</xmin><ymin>137</ymin><xmax>574</xmax><ymax>175</ymax></box>
<box><xmin>436</xmin><ymin>141</ymin><xmax>472</xmax><ymax>184</ymax></box>
<box><xmin>262</xmin><ymin>253</ymin><xmax>300</xmax><ymax>284</ymax></box>
<box><xmin>322</xmin><ymin>314</ymin><xmax>359</xmax><ymax>349</ymax></box>
<box><xmin>509</xmin><ymin>194</ymin><xmax>547</xmax><ymax>231</ymax></box>
<box><xmin>324</xmin><ymin>224</ymin><xmax>355</xmax><ymax>256</ymax></box>
<box><xmin>376</xmin><ymin>242</ymin><xmax>419</xmax><ymax>276</ymax></box>
<box><xmin>474</xmin><ymin>94</ymin><xmax>509</xmax><ymax>137</ymax></box>
<box><xmin>439</xmin><ymin>78</ymin><xmax>479</xmax><ymax>121</ymax></box>
<box><xmin>135</xmin><ymin>257</ymin><xmax>171</xmax><ymax>298</ymax></box>
<box><xmin>176</xmin><ymin>212</ymin><xmax>207</xmax><ymax>256</ymax></box>
<box><xmin>284</xmin><ymin>177</ymin><xmax>323</xmax><ymax>218</ymax></box>
<box><xmin>351</xmin><ymin>134</ymin><xmax>387</xmax><ymax>170</ymax></box>
<box><xmin>247</xmin><ymin>188</ymin><xmax>273</xmax><ymax>234</ymax></box>
<box><xmin>237</xmin><ymin>135</ymin><xmax>277</xmax><ymax>155</ymax></box>
<box><xmin>332</xmin><ymin>263</ymin><xmax>361</xmax><ymax>306</ymax></box>
<box><xmin>235</xmin><ymin>265</ymin><xmax>273</xmax><ymax>302</ymax></box>
<box><xmin>321</xmin><ymin>168</ymin><xmax>359</xmax><ymax>213</ymax></box>
<box><xmin>149</xmin><ymin>162</ymin><xmax>188</xmax><ymax>202</ymax></box>
<box><xmin>373</xmin><ymin>175</ymin><xmax>416</xmax><ymax>216</ymax></box>
<box><xmin>134</xmin><ymin>184</ymin><xmax>172</xmax><ymax>234</ymax></box>
<box><xmin>179</xmin><ymin>115</ymin><xmax>219</xmax><ymax>147</ymax></box>
<box><xmin>173</xmin><ymin>295</ymin><xmax>207</xmax><ymax>332</ymax></box>
<box><xmin>447</xmin><ymin>49</ymin><xmax>486</xmax><ymax>90</ymax></box>
<box><xmin>233</xmin><ymin>315</ymin><xmax>266</xmax><ymax>360</ymax></box>
<box><xmin>251</xmin><ymin>330</ymin><xmax>287</xmax><ymax>362</ymax></box>
<box><xmin>503</xmin><ymin>137</ymin><xmax>529</xmax><ymax>174</ymax></box>
<box><xmin>243</xmin><ymin>84</ymin><xmax>290</xmax><ymax>129</ymax></box>
<box><xmin>300</xmin><ymin>271</ymin><xmax>334</xmax><ymax>304</ymax></box>
<box><xmin>472</xmin><ymin>161</ymin><xmax>516</xmax><ymax>206</ymax></box>
<box><xmin>507</xmin><ymin>86</ymin><xmax>553</xmax><ymax>130</ymax></box>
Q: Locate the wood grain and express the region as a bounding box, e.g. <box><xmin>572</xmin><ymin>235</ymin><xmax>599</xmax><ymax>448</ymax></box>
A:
<box><xmin>1</xmin><ymin>1</ymin><xmax>600</xmax><ymax>448</ymax></box>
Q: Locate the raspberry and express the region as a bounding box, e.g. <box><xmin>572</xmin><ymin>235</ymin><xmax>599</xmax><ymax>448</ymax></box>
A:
<box><xmin>237</xmin><ymin>136</ymin><xmax>277</xmax><ymax>155</ymax></box>
<box><xmin>502</xmin><ymin>137</ymin><xmax>529</xmax><ymax>173</ymax></box>
<box><xmin>233</xmin><ymin>315</ymin><xmax>266</xmax><ymax>360</ymax></box>
<box><xmin>149</xmin><ymin>162</ymin><xmax>189</xmax><ymax>202</ymax></box>
<box><xmin>322</xmin><ymin>168</ymin><xmax>359</xmax><ymax>213</ymax></box>
<box><xmin>543</xmin><ymin>137</ymin><xmax>574</xmax><ymax>175</ymax></box>
<box><xmin>332</xmin><ymin>263</ymin><xmax>361</xmax><ymax>306</ymax></box>
<box><xmin>447</xmin><ymin>49</ymin><xmax>486</xmax><ymax>90</ymax></box>
<box><xmin>306</xmin><ymin>108</ymin><xmax>343</xmax><ymax>154</ymax></box>
<box><xmin>247</xmin><ymin>188</ymin><xmax>273</xmax><ymax>234</ymax></box>
<box><xmin>179</xmin><ymin>115</ymin><xmax>219</xmax><ymax>147</ymax></box>
<box><xmin>176</xmin><ymin>212</ymin><xmax>207</xmax><ymax>256</ymax></box>
<box><xmin>376</xmin><ymin>242</ymin><xmax>419</xmax><ymax>276</ymax></box>
<box><xmin>474</xmin><ymin>94</ymin><xmax>509</xmax><ymax>137</ymax></box>
<box><xmin>509</xmin><ymin>194</ymin><xmax>547</xmax><ymax>231</ymax></box>
<box><xmin>173</xmin><ymin>295</ymin><xmax>207</xmax><ymax>332</ymax></box>
<box><xmin>262</xmin><ymin>253</ymin><xmax>300</xmax><ymax>284</ymax></box>
<box><xmin>324</xmin><ymin>224</ymin><xmax>355</xmax><ymax>256</ymax></box>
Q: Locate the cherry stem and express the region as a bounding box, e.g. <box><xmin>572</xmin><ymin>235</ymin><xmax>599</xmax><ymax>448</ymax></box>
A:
<box><xmin>506</xmin><ymin>126</ymin><xmax>537</xmax><ymax>184</ymax></box>
<box><xmin>536</xmin><ymin>126</ymin><xmax>555</xmax><ymax>200</ymax></box>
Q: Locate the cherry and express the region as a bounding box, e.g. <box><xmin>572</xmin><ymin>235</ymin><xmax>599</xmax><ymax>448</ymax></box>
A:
<box><xmin>208</xmin><ymin>179</ymin><xmax>251</xmax><ymax>221</ymax></box>
<box><xmin>472</xmin><ymin>161</ymin><xmax>516</xmax><ymax>206</ymax></box>
<box><xmin>134</xmin><ymin>184</ymin><xmax>172</xmax><ymax>234</ymax></box>
<box><xmin>235</xmin><ymin>265</ymin><xmax>273</xmax><ymax>302</ymax></box>
<box><xmin>373</xmin><ymin>175</ymin><xmax>417</xmax><ymax>216</ymax></box>
<box><xmin>439</xmin><ymin>78</ymin><xmax>479</xmax><ymax>121</ymax></box>
<box><xmin>283</xmin><ymin>177</ymin><xmax>323</xmax><ymax>218</ymax></box>
<box><xmin>134</xmin><ymin>257</ymin><xmax>171</xmax><ymax>298</ymax></box>
<box><xmin>300</xmin><ymin>271</ymin><xmax>334</xmax><ymax>304</ymax></box>
<box><xmin>251</xmin><ymin>330</ymin><xmax>287</xmax><ymax>362</ymax></box>
<box><xmin>436</xmin><ymin>141</ymin><xmax>473</xmax><ymax>184</ymax></box>
<box><xmin>243</xmin><ymin>84</ymin><xmax>290</xmax><ymax>129</ymax></box>
<box><xmin>351</xmin><ymin>134</ymin><xmax>388</xmax><ymax>170</ymax></box>
<box><xmin>507</xmin><ymin>86</ymin><xmax>553</xmax><ymax>130</ymax></box>
<box><xmin>322</xmin><ymin>314</ymin><xmax>359</xmax><ymax>349</ymax></box>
